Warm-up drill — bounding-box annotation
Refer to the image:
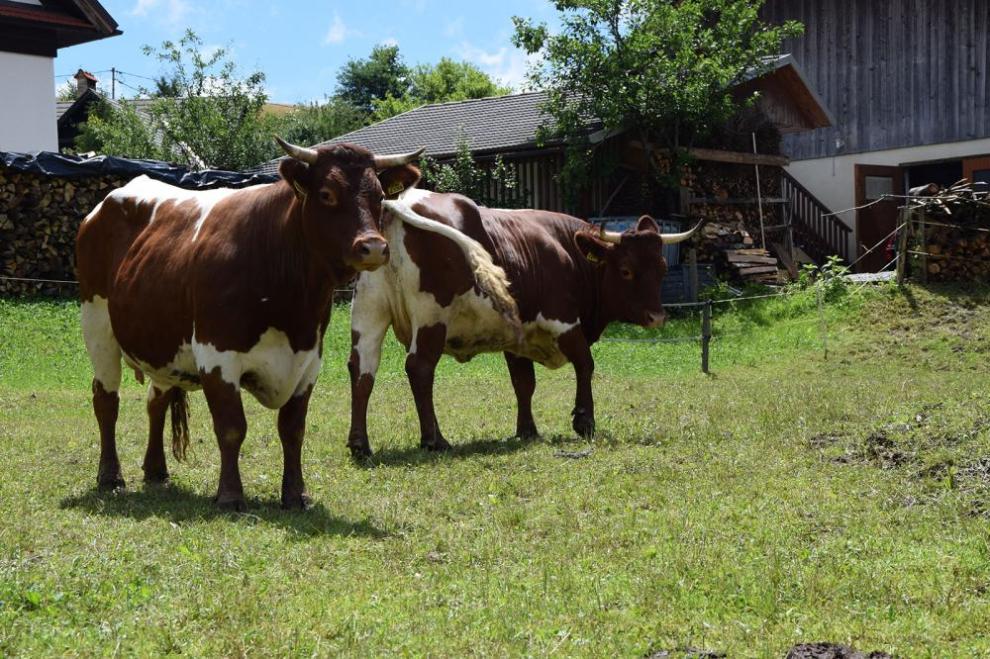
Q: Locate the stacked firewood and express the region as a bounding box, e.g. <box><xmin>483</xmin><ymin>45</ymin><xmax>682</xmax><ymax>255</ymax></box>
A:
<box><xmin>906</xmin><ymin>180</ymin><xmax>990</xmax><ymax>282</ymax></box>
<box><xmin>681</xmin><ymin>159</ymin><xmax>787</xmax><ymax>283</ymax></box>
<box><xmin>0</xmin><ymin>167</ymin><xmax>128</xmax><ymax>295</ymax></box>
<box><xmin>695</xmin><ymin>220</ymin><xmax>783</xmax><ymax>284</ymax></box>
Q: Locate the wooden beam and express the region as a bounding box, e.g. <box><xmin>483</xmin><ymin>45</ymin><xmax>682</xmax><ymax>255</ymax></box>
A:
<box><xmin>686</xmin><ymin>147</ymin><xmax>789</xmax><ymax>167</ymax></box>
<box><xmin>624</xmin><ymin>141</ymin><xmax>789</xmax><ymax>167</ymax></box>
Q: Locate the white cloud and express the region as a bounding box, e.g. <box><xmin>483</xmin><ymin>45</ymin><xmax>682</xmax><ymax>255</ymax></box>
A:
<box><xmin>380</xmin><ymin>37</ymin><xmax>399</xmax><ymax>48</ymax></box>
<box><xmin>131</xmin><ymin>0</ymin><xmax>190</xmax><ymax>24</ymax></box>
<box><xmin>324</xmin><ymin>12</ymin><xmax>349</xmax><ymax>45</ymax></box>
<box><xmin>458</xmin><ymin>42</ymin><xmax>541</xmax><ymax>90</ymax></box>
<box><xmin>444</xmin><ymin>17</ymin><xmax>464</xmax><ymax>38</ymax></box>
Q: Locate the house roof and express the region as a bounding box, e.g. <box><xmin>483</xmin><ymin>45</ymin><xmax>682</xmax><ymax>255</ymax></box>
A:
<box><xmin>0</xmin><ymin>0</ymin><xmax>120</xmax><ymax>55</ymax></box>
<box><xmin>254</xmin><ymin>55</ymin><xmax>832</xmax><ymax>176</ymax></box>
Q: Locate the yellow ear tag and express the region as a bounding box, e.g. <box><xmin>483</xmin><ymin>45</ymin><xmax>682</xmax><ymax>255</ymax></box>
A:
<box><xmin>386</xmin><ymin>180</ymin><xmax>405</xmax><ymax>198</ymax></box>
<box><xmin>586</xmin><ymin>252</ymin><xmax>600</xmax><ymax>264</ymax></box>
<box><xmin>292</xmin><ymin>180</ymin><xmax>307</xmax><ymax>199</ymax></box>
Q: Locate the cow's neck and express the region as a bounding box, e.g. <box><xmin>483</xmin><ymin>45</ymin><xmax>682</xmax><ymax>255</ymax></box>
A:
<box><xmin>577</xmin><ymin>258</ymin><xmax>612</xmax><ymax>344</ymax></box>
<box><xmin>272</xmin><ymin>184</ymin><xmax>340</xmax><ymax>315</ymax></box>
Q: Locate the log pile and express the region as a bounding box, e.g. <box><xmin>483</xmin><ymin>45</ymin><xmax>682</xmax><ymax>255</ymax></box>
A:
<box><xmin>682</xmin><ymin>159</ymin><xmax>788</xmax><ymax>284</ymax></box>
<box><xmin>696</xmin><ymin>220</ymin><xmax>784</xmax><ymax>284</ymax></box>
<box><xmin>907</xmin><ymin>180</ymin><xmax>990</xmax><ymax>282</ymax></box>
<box><xmin>0</xmin><ymin>167</ymin><xmax>130</xmax><ymax>295</ymax></box>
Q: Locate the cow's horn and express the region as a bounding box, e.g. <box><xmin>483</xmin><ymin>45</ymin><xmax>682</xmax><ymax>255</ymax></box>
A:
<box><xmin>374</xmin><ymin>147</ymin><xmax>426</xmax><ymax>170</ymax></box>
<box><xmin>660</xmin><ymin>219</ymin><xmax>706</xmax><ymax>245</ymax></box>
<box><xmin>275</xmin><ymin>136</ymin><xmax>318</xmax><ymax>164</ymax></box>
<box><xmin>598</xmin><ymin>225</ymin><xmax>623</xmax><ymax>244</ymax></box>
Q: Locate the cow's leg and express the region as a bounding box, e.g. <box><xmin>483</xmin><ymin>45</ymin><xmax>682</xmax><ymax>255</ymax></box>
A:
<box><xmin>200</xmin><ymin>370</ymin><xmax>247</xmax><ymax>511</ymax></box>
<box><xmin>347</xmin><ymin>294</ymin><xmax>391</xmax><ymax>458</ymax></box>
<box><xmin>558</xmin><ymin>328</ymin><xmax>596</xmax><ymax>438</ymax></box>
<box><xmin>406</xmin><ymin>323</ymin><xmax>450</xmax><ymax>451</ymax></box>
<box><xmin>278</xmin><ymin>385</ymin><xmax>313</xmax><ymax>510</ymax></box>
<box><xmin>142</xmin><ymin>383</ymin><xmax>172</xmax><ymax>483</ymax></box>
<box><xmin>82</xmin><ymin>297</ymin><xmax>124</xmax><ymax>490</ymax></box>
<box><xmin>504</xmin><ymin>352</ymin><xmax>538</xmax><ymax>439</ymax></box>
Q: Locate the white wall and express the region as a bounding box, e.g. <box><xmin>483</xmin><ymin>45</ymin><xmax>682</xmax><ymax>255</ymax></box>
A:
<box><xmin>786</xmin><ymin>138</ymin><xmax>990</xmax><ymax>227</ymax></box>
<box><xmin>0</xmin><ymin>52</ymin><xmax>57</xmax><ymax>153</ymax></box>
<box><xmin>786</xmin><ymin>138</ymin><xmax>990</xmax><ymax>262</ymax></box>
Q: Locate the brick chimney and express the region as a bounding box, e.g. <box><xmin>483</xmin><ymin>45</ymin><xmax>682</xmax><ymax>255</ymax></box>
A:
<box><xmin>74</xmin><ymin>69</ymin><xmax>98</xmax><ymax>98</ymax></box>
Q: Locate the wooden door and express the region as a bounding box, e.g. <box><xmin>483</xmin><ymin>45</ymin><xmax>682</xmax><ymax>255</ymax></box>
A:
<box><xmin>963</xmin><ymin>156</ymin><xmax>990</xmax><ymax>187</ymax></box>
<box><xmin>855</xmin><ymin>164</ymin><xmax>904</xmax><ymax>272</ymax></box>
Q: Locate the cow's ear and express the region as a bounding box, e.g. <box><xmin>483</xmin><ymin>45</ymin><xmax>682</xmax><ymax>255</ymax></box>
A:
<box><xmin>379</xmin><ymin>164</ymin><xmax>421</xmax><ymax>199</ymax></box>
<box><xmin>636</xmin><ymin>215</ymin><xmax>660</xmax><ymax>234</ymax></box>
<box><xmin>279</xmin><ymin>159</ymin><xmax>311</xmax><ymax>200</ymax></box>
<box><xmin>575</xmin><ymin>232</ymin><xmax>612</xmax><ymax>265</ymax></box>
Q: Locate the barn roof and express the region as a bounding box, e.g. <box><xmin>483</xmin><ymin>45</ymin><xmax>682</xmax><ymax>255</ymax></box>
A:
<box><xmin>253</xmin><ymin>54</ymin><xmax>831</xmax><ymax>176</ymax></box>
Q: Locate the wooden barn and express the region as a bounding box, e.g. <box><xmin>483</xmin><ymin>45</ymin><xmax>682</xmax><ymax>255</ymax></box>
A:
<box><xmin>763</xmin><ymin>0</ymin><xmax>990</xmax><ymax>272</ymax></box>
<box><xmin>256</xmin><ymin>55</ymin><xmax>845</xmax><ymax>297</ymax></box>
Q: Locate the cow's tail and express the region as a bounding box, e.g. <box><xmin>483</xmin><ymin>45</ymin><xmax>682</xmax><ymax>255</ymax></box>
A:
<box><xmin>384</xmin><ymin>200</ymin><xmax>522</xmax><ymax>335</ymax></box>
<box><xmin>170</xmin><ymin>389</ymin><xmax>190</xmax><ymax>462</ymax></box>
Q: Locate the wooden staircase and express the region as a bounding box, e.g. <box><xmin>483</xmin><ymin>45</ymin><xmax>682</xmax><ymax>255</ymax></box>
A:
<box><xmin>780</xmin><ymin>170</ymin><xmax>852</xmax><ymax>265</ymax></box>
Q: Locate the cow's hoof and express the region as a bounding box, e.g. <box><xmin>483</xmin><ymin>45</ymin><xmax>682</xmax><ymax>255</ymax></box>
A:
<box><xmin>281</xmin><ymin>493</ymin><xmax>312</xmax><ymax>511</ymax></box>
<box><xmin>572</xmin><ymin>413</ymin><xmax>595</xmax><ymax>439</ymax></box>
<box><xmin>215</xmin><ymin>494</ymin><xmax>247</xmax><ymax>512</ymax></box>
<box><xmin>143</xmin><ymin>470</ymin><xmax>170</xmax><ymax>485</ymax></box>
<box><xmin>348</xmin><ymin>439</ymin><xmax>373</xmax><ymax>460</ymax></box>
<box><xmin>516</xmin><ymin>426</ymin><xmax>539</xmax><ymax>441</ymax></box>
<box><xmin>97</xmin><ymin>474</ymin><xmax>126</xmax><ymax>492</ymax></box>
<box><xmin>421</xmin><ymin>435</ymin><xmax>451</xmax><ymax>452</ymax></box>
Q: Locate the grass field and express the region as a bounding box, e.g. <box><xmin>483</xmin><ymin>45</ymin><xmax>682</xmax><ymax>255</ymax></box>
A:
<box><xmin>1</xmin><ymin>283</ymin><xmax>990</xmax><ymax>656</ymax></box>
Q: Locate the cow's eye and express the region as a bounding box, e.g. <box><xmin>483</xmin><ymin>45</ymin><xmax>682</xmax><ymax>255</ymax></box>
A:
<box><xmin>320</xmin><ymin>188</ymin><xmax>338</xmax><ymax>207</ymax></box>
<box><xmin>620</xmin><ymin>266</ymin><xmax>634</xmax><ymax>281</ymax></box>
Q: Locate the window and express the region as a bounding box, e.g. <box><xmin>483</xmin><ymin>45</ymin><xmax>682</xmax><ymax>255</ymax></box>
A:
<box><xmin>864</xmin><ymin>176</ymin><xmax>894</xmax><ymax>201</ymax></box>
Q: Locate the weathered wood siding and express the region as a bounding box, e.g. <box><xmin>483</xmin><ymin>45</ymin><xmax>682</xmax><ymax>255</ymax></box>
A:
<box><xmin>764</xmin><ymin>0</ymin><xmax>990</xmax><ymax>160</ymax></box>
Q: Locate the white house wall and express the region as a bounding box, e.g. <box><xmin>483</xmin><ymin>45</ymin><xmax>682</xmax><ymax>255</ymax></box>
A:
<box><xmin>0</xmin><ymin>52</ymin><xmax>57</xmax><ymax>153</ymax></box>
<box><xmin>786</xmin><ymin>138</ymin><xmax>990</xmax><ymax>258</ymax></box>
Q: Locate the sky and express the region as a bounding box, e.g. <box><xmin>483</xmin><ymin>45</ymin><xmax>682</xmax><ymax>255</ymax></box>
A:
<box><xmin>53</xmin><ymin>0</ymin><xmax>561</xmax><ymax>103</ymax></box>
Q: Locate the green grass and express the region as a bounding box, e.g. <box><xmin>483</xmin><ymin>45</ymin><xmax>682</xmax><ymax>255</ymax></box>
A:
<box><xmin>1</xmin><ymin>284</ymin><xmax>989</xmax><ymax>656</ymax></box>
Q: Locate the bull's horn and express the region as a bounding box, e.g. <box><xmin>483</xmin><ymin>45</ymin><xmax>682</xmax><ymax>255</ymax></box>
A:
<box><xmin>598</xmin><ymin>225</ymin><xmax>623</xmax><ymax>244</ymax></box>
<box><xmin>275</xmin><ymin>136</ymin><xmax>318</xmax><ymax>164</ymax></box>
<box><xmin>374</xmin><ymin>147</ymin><xmax>425</xmax><ymax>170</ymax></box>
<box><xmin>660</xmin><ymin>219</ymin><xmax>706</xmax><ymax>245</ymax></box>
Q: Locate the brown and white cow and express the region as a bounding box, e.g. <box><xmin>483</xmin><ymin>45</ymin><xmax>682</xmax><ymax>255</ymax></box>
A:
<box><xmin>75</xmin><ymin>139</ymin><xmax>425</xmax><ymax>510</ymax></box>
<box><xmin>346</xmin><ymin>183</ymin><xmax>702</xmax><ymax>457</ymax></box>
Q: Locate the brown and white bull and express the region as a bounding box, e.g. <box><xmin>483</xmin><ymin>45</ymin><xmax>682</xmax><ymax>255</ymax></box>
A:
<box><xmin>347</xmin><ymin>180</ymin><xmax>702</xmax><ymax>457</ymax></box>
<box><xmin>75</xmin><ymin>138</ymin><xmax>424</xmax><ymax>510</ymax></box>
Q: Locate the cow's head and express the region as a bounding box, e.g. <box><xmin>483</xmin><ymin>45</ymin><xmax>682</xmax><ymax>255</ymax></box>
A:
<box><xmin>575</xmin><ymin>216</ymin><xmax>703</xmax><ymax>328</ymax></box>
<box><xmin>275</xmin><ymin>137</ymin><xmax>423</xmax><ymax>274</ymax></box>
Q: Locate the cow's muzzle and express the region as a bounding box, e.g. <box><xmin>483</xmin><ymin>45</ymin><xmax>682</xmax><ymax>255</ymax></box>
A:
<box><xmin>644</xmin><ymin>310</ymin><xmax>667</xmax><ymax>329</ymax></box>
<box><xmin>354</xmin><ymin>236</ymin><xmax>389</xmax><ymax>271</ymax></box>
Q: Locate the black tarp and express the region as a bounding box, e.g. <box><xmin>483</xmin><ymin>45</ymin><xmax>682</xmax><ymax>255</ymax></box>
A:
<box><xmin>0</xmin><ymin>151</ymin><xmax>279</xmax><ymax>189</ymax></box>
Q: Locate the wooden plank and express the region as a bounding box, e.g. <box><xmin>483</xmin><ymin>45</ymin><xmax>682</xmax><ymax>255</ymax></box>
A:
<box><xmin>686</xmin><ymin>147</ymin><xmax>789</xmax><ymax>167</ymax></box>
<box><xmin>738</xmin><ymin>266</ymin><xmax>780</xmax><ymax>276</ymax></box>
<box><xmin>726</xmin><ymin>253</ymin><xmax>778</xmax><ymax>265</ymax></box>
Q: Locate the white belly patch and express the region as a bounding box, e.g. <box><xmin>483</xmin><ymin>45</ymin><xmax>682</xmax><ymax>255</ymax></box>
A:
<box><xmin>127</xmin><ymin>327</ymin><xmax>321</xmax><ymax>409</ymax></box>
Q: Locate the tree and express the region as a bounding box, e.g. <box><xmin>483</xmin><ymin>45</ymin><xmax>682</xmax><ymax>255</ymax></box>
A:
<box><xmin>419</xmin><ymin>134</ymin><xmax>527</xmax><ymax>208</ymax></box>
<box><xmin>336</xmin><ymin>45</ymin><xmax>410</xmax><ymax>115</ymax></box>
<box><xmin>512</xmin><ymin>0</ymin><xmax>802</xmax><ymax>191</ymax></box>
<box><xmin>371</xmin><ymin>58</ymin><xmax>511</xmax><ymax>121</ymax></box>
<box><xmin>56</xmin><ymin>81</ymin><xmax>77</xmax><ymax>102</ymax></box>
<box><xmin>278</xmin><ymin>97</ymin><xmax>366</xmax><ymax>147</ymax></box>
<box><xmin>77</xmin><ymin>29</ymin><xmax>277</xmax><ymax>171</ymax></box>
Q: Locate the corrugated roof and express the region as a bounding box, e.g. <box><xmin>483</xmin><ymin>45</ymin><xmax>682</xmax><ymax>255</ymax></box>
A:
<box><xmin>253</xmin><ymin>91</ymin><xmax>565</xmax><ymax>176</ymax></box>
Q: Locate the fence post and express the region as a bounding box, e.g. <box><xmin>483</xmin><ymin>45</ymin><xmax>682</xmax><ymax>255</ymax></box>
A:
<box><xmin>816</xmin><ymin>285</ymin><xmax>828</xmax><ymax>361</ymax></box>
<box><xmin>895</xmin><ymin>207</ymin><xmax>911</xmax><ymax>284</ymax></box>
<box><xmin>701</xmin><ymin>300</ymin><xmax>712</xmax><ymax>373</ymax></box>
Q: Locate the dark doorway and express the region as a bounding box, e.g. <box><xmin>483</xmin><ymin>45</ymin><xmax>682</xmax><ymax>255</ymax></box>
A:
<box><xmin>855</xmin><ymin>164</ymin><xmax>903</xmax><ymax>272</ymax></box>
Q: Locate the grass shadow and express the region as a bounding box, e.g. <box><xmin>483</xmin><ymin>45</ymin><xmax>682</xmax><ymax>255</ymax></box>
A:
<box><xmin>358</xmin><ymin>434</ymin><xmax>535</xmax><ymax>468</ymax></box>
<box><xmin>59</xmin><ymin>484</ymin><xmax>387</xmax><ymax>539</ymax></box>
